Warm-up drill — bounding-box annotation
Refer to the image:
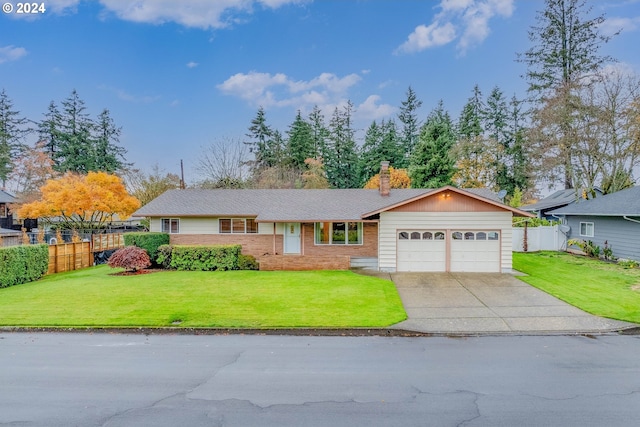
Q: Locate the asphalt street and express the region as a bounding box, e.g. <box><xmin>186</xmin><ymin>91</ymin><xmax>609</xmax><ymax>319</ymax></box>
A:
<box><xmin>1</xmin><ymin>332</ymin><xmax>639</xmax><ymax>426</ymax></box>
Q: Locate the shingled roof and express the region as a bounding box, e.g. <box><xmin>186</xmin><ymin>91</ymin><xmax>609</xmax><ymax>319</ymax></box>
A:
<box><xmin>0</xmin><ymin>190</ymin><xmax>16</xmax><ymax>204</ymax></box>
<box><xmin>549</xmin><ymin>186</ymin><xmax>640</xmax><ymax>216</ymax></box>
<box><xmin>134</xmin><ymin>187</ymin><xmax>503</xmax><ymax>222</ymax></box>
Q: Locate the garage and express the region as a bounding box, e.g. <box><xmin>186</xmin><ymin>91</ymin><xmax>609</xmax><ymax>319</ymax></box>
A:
<box><xmin>396</xmin><ymin>229</ymin><xmax>501</xmax><ymax>272</ymax></box>
<box><xmin>450</xmin><ymin>230</ymin><xmax>500</xmax><ymax>272</ymax></box>
<box><xmin>397</xmin><ymin>230</ymin><xmax>446</xmax><ymax>272</ymax></box>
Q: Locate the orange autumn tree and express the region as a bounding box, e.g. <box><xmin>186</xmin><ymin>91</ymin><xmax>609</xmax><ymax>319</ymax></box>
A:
<box><xmin>18</xmin><ymin>171</ymin><xmax>141</xmax><ymax>230</ymax></box>
<box><xmin>363</xmin><ymin>167</ymin><xmax>411</xmax><ymax>189</ymax></box>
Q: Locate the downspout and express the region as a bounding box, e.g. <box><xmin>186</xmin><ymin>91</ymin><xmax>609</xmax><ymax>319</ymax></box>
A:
<box><xmin>623</xmin><ymin>216</ymin><xmax>640</xmax><ymax>225</ymax></box>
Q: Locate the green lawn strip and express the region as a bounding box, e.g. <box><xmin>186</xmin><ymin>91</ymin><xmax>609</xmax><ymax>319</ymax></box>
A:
<box><xmin>513</xmin><ymin>251</ymin><xmax>640</xmax><ymax>323</ymax></box>
<box><xmin>0</xmin><ymin>266</ymin><xmax>407</xmax><ymax>328</ymax></box>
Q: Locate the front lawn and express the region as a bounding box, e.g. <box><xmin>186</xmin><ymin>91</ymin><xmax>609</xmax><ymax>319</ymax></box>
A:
<box><xmin>0</xmin><ymin>266</ymin><xmax>407</xmax><ymax>328</ymax></box>
<box><xmin>514</xmin><ymin>251</ymin><xmax>640</xmax><ymax>324</ymax></box>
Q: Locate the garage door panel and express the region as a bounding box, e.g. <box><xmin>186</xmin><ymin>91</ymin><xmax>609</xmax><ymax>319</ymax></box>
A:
<box><xmin>450</xmin><ymin>231</ymin><xmax>500</xmax><ymax>272</ymax></box>
<box><xmin>397</xmin><ymin>230</ymin><xmax>446</xmax><ymax>272</ymax></box>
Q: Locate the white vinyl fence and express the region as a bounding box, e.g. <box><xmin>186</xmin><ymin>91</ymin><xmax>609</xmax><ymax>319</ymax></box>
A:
<box><xmin>512</xmin><ymin>225</ymin><xmax>566</xmax><ymax>252</ymax></box>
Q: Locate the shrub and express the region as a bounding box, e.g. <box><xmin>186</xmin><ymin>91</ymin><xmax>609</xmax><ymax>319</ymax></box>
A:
<box><xmin>0</xmin><ymin>244</ymin><xmax>49</xmax><ymax>288</ymax></box>
<box><xmin>108</xmin><ymin>246</ymin><xmax>151</xmax><ymax>272</ymax></box>
<box><xmin>156</xmin><ymin>244</ymin><xmax>174</xmax><ymax>269</ymax></box>
<box><xmin>123</xmin><ymin>232</ymin><xmax>169</xmax><ymax>265</ymax></box>
<box><xmin>513</xmin><ymin>218</ymin><xmax>559</xmax><ymax>227</ymax></box>
<box><xmin>169</xmin><ymin>245</ymin><xmax>241</xmax><ymax>271</ymax></box>
<box><xmin>567</xmin><ymin>238</ymin><xmax>601</xmax><ymax>258</ymax></box>
<box><xmin>238</xmin><ymin>254</ymin><xmax>259</xmax><ymax>270</ymax></box>
<box><xmin>618</xmin><ymin>259</ymin><xmax>639</xmax><ymax>269</ymax></box>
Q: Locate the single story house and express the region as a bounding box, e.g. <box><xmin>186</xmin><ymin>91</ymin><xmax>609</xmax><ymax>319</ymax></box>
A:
<box><xmin>134</xmin><ymin>164</ymin><xmax>532</xmax><ymax>272</ymax></box>
<box><xmin>0</xmin><ymin>189</ymin><xmax>16</xmax><ymax>230</ymax></box>
<box><xmin>521</xmin><ymin>188</ymin><xmax>601</xmax><ymax>219</ymax></box>
<box><xmin>549</xmin><ymin>186</ymin><xmax>640</xmax><ymax>262</ymax></box>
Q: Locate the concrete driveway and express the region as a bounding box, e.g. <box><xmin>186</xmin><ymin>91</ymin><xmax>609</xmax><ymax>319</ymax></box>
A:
<box><xmin>387</xmin><ymin>272</ymin><xmax>635</xmax><ymax>335</ymax></box>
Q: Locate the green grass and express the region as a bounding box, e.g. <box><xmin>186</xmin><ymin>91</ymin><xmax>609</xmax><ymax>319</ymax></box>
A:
<box><xmin>514</xmin><ymin>251</ymin><xmax>640</xmax><ymax>323</ymax></box>
<box><xmin>0</xmin><ymin>265</ymin><xmax>407</xmax><ymax>328</ymax></box>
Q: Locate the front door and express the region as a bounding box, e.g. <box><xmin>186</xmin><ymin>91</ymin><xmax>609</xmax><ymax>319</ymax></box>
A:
<box><xmin>284</xmin><ymin>223</ymin><xmax>301</xmax><ymax>254</ymax></box>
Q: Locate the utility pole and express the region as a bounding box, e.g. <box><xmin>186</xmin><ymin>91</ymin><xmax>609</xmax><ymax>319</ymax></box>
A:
<box><xmin>180</xmin><ymin>159</ymin><xmax>185</xmax><ymax>189</ymax></box>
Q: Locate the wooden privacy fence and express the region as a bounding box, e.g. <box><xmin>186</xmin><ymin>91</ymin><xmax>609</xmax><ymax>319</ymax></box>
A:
<box><xmin>47</xmin><ymin>233</ymin><xmax>125</xmax><ymax>274</ymax></box>
<box><xmin>48</xmin><ymin>242</ymin><xmax>93</xmax><ymax>274</ymax></box>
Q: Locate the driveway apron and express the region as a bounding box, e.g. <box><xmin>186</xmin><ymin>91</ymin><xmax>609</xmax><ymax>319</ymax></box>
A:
<box><xmin>389</xmin><ymin>272</ymin><xmax>635</xmax><ymax>334</ymax></box>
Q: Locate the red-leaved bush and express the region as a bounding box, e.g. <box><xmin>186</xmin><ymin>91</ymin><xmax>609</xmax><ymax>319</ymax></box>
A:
<box><xmin>107</xmin><ymin>246</ymin><xmax>151</xmax><ymax>272</ymax></box>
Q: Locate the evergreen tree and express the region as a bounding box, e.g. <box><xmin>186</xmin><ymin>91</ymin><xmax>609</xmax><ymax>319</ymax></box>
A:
<box><xmin>285</xmin><ymin>110</ymin><xmax>314</xmax><ymax>169</ymax></box>
<box><xmin>397</xmin><ymin>86</ymin><xmax>422</xmax><ymax>164</ymax></box>
<box><xmin>453</xmin><ymin>85</ymin><xmax>495</xmax><ymax>189</ymax></box>
<box><xmin>0</xmin><ymin>90</ymin><xmax>28</xmax><ymax>188</ymax></box>
<box><xmin>506</xmin><ymin>96</ymin><xmax>531</xmax><ymax>195</ymax></box>
<box><xmin>245</xmin><ymin>106</ymin><xmax>274</xmax><ymax>172</ymax></box>
<box><xmin>56</xmin><ymin>89</ymin><xmax>95</xmax><ymax>173</ymax></box>
<box><xmin>409</xmin><ymin>101</ymin><xmax>457</xmax><ymax>188</ymax></box>
<box><xmin>93</xmin><ymin>109</ymin><xmax>128</xmax><ymax>173</ymax></box>
<box><xmin>484</xmin><ymin>86</ymin><xmax>510</xmax><ymax>191</ymax></box>
<box><xmin>38</xmin><ymin>101</ymin><xmax>63</xmax><ymax>159</ymax></box>
<box><xmin>308</xmin><ymin>105</ymin><xmax>328</xmax><ymax>160</ymax></box>
<box><xmin>324</xmin><ymin>101</ymin><xmax>359</xmax><ymax>188</ymax></box>
<box><xmin>359</xmin><ymin>119</ymin><xmax>404</xmax><ymax>185</ymax></box>
<box><xmin>520</xmin><ymin>0</ymin><xmax>617</xmax><ymax>189</ymax></box>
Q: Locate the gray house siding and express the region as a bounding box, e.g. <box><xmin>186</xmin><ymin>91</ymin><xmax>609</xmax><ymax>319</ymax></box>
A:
<box><xmin>565</xmin><ymin>215</ymin><xmax>640</xmax><ymax>261</ymax></box>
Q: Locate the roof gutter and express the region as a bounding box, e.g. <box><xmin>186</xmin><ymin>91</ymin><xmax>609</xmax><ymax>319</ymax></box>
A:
<box><xmin>623</xmin><ymin>216</ymin><xmax>640</xmax><ymax>225</ymax></box>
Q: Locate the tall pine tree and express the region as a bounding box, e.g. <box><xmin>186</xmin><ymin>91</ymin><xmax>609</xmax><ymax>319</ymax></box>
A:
<box><xmin>359</xmin><ymin>119</ymin><xmax>404</xmax><ymax>186</ymax></box>
<box><xmin>409</xmin><ymin>101</ymin><xmax>457</xmax><ymax>188</ymax></box>
<box><xmin>0</xmin><ymin>90</ymin><xmax>28</xmax><ymax>188</ymax></box>
<box><xmin>397</xmin><ymin>86</ymin><xmax>422</xmax><ymax>166</ymax></box>
<box><xmin>324</xmin><ymin>101</ymin><xmax>359</xmax><ymax>188</ymax></box>
<box><xmin>285</xmin><ymin>110</ymin><xmax>314</xmax><ymax>169</ymax></box>
<box><xmin>520</xmin><ymin>0</ymin><xmax>617</xmax><ymax>189</ymax></box>
<box><xmin>93</xmin><ymin>109</ymin><xmax>128</xmax><ymax>173</ymax></box>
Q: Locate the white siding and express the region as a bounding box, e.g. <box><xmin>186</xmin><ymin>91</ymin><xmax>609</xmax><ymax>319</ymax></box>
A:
<box><xmin>379</xmin><ymin>211</ymin><xmax>513</xmax><ymax>272</ymax></box>
<box><xmin>149</xmin><ymin>217</ymin><xmax>282</xmax><ymax>235</ymax></box>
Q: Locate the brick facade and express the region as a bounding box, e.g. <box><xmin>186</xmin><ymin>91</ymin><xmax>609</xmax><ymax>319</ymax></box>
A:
<box><xmin>169</xmin><ymin>234</ymin><xmax>283</xmax><ymax>258</ymax></box>
<box><xmin>300</xmin><ymin>222</ymin><xmax>378</xmax><ymax>257</ymax></box>
<box><xmin>171</xmin><ymin>222</ymin><xmax>378</xmax><ymax>260</ymax></box>
<box><xmin>259</xmin><ymin>255</ymin><xmax>350</xmax><ymax>271</ymax></box>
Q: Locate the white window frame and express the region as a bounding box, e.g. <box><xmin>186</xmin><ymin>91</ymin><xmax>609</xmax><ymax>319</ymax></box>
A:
<box><xmin>314</xmin><ymin>222</ymin><xmax>363</xmax><ymax>245</ymax></box>
<box><xmin>161</xmin><ymin>218</ymin><xmax>180</xmax><ymax>234</ymax></box>
<box><xmin>580</xmin><ymin>222</ymin><xmax>594</xmax><ymax>237</ymax></box>
<box><xmin>218</xmin><ymin>218</ymin><xmax>258</xmax><ymax>234</ymax></box>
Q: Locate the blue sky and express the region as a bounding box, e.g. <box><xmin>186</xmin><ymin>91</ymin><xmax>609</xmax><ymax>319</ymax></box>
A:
<box><xmin>1</xmin><ymin>0</ymin><xmax>639</xmax><ymax>184</ymax></box>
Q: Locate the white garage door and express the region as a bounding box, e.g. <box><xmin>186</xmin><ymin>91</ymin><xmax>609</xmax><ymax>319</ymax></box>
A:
<box><xmin>397</xmin><ymin>230</ymin><xmax>446</xmax><ymax>272</ymax></box>
<box><xmin>450</xmin><ymin>231</ymin><xmax>500</xmax><ymax>272</ymax></box>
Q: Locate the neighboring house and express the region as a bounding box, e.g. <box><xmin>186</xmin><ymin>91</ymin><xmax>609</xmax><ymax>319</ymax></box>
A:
<box><xmin>0</xmin><ymin>227</ymin><xmax>22</xmax><ymax>247</ymax></box>
<box><xmin>134</xmin><ymin>164</ymin><xmax>532</xmax><ymax>272</ymax></box>
<box><xmin>0</xmin><ymin>190</ymin><xmax>17</xmax><ymax>230</ymax></box>
<box><xmin>549</xmin><ymin>186</ymin><xmax>640</xmax><ymax>262</ymax></box>
<box><xmin>521</xmin><ymin>188</ymin><xmax>602</xmax><ymax>219</ymax></box>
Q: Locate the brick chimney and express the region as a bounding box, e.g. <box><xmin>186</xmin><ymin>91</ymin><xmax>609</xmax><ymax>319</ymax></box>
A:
<box><xmin>379</xmin><ymin>161</ymin><xmax>390</xmax><ymax>197</ymax></box>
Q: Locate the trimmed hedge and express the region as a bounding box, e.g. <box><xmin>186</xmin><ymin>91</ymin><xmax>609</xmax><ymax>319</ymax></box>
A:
<box><xmin>169</xmin><ymin>245</ymin><xmax>241</xmax><ymax>271</ymax></box>
<box><xmin>0</xmin><ymin>244</ymin><xmax>49</xmax><ymax>288</ymax></box>
<box><xmin>123</xmin><ymin>232</ymin><xmax>170</xmax><ymax>264</ymax></box>
<box><xmin>156</xmin><ymin>244</ymin><xmax>173</xmax><ymax>269</ymax></box>
<box><xmin>238</xmin><ymin>254</ymin><xmax>259</xmax><ymax>270</ymax></box>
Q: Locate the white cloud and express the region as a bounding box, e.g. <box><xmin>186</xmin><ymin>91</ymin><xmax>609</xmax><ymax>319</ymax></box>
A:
<box><xmin>97</xmin><ymin>0</ymin><xmax>303</xmax><ymax>29</ymax></box>
<box><xmin>355</xmin><ymin>95</ymin><xmax>396</xmax><ymax>121</ymax></box>
<box><xmin>396</xmin><ymin>0</ymin><xmax>514</xmax><ymax>55</ymax></box>
<box><xmin>599</xmin><ymin>16</ymin><xmax>640</xmax><ymax>37</ymax></box>
<box><xmin>218</xmin><ymin>70</ymin><xmax>395</xmax><ymax>123</ymax></box>
<box><xmin>396</xmin><ymin>21</ymin><xmax>457</xmax><ymax>53</ymax></box>
<box><xmin>217</xmin><ymin>71</ymin><xmax>362</xmax><ymax>108</ymax></box>
<box><xmin>0</xmin><ymin>45</ymin><xmax>28</xmax><ymax>64</ymax></box>
<box><xmin>186</xmin><ymin>61</ymin><xmax>199</xmax><ymax>68</ymax></box>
